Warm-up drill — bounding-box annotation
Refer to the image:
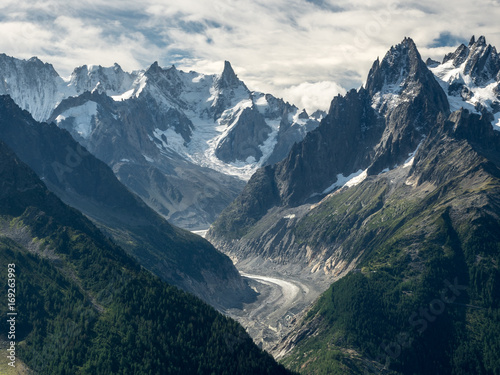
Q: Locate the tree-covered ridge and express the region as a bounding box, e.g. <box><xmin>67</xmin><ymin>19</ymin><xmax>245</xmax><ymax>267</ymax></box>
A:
<box><xmin>280</xmin><ymin>111</ymin><xmax>500</xmax><ymax>374</ymax></box>
<box><xmin>0</xmin><ymin>140</ymin><xmax>292</xmax><ymax>375</ymax></box>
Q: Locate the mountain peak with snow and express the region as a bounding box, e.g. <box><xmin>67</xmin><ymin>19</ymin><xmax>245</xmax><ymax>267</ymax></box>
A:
<box><xmin>69</xmin><ymin>62</ymin><xmax>138</xmax><ymax>97</ymax></box>
<box><xmin>365</xmin><ymin>36</ymin><xmax>448</xmax><ymax>121</ymax></box>
<box><xmin>0</xmin><ymin>53</ymin><xmax>321</xmax><ymax>228</ymax></box>
<box><xmin>430</xmin><ymin>35</ymin><xmax>500</xmax><ymax>131</ymax></box>
<box><xmin>442</xmin><ymin>36</ymin><xmax>500</xmax><ymax>86</ymax></box>
<box><xmin>365</xmin><ymin>37</ymin><xmax>423</xmax><ymax>97</ymax></box>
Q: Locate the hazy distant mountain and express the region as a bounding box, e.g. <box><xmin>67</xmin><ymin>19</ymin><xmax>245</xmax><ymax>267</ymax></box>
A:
<box><xmin>0</xmin><ymin>54</ymin><xmax>320</xmax><ymax>229</ymax></box>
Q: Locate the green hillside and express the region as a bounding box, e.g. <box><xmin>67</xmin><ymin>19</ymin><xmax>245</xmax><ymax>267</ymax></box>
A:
<box><xmin>0</xmin><ymin>140</ymin><xmax>292</xmax><ymax>375</ymax></box>
<box><xmin>280</xmin><ymin>112</ymin><xmax>500</xmax><ymax>374</ymax></box>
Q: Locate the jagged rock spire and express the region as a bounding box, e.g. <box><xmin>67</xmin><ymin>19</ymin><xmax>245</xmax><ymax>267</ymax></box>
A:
<box><xmin>459</xmin><ymin>36</ymin><xmax>500</xmax><ymax>84</ymax></box>
<box><xmin>215</xmin><ymin>60</ymin><xmax>241</xmax><ymax>90</ymax></box>
<box><xmin>365</xmin><ymin>37</ymin><xmax>424</xmax><ymax>96</ymax></box>
<box><xmin>145</xmin><ymin>61</ymin><xmax>163</xmax><ymax>76</ymax></box>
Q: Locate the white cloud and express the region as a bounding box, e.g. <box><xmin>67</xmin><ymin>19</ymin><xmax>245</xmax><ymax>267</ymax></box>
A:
<box><xmin>280</xmin><ymin>81</ymin><xmax>347</xmax><ymax>113</ymax></box>
<box><xmin>0</xmin><ymin>0</ymin><xmax>499</xmax><ymax>109</ymax></box>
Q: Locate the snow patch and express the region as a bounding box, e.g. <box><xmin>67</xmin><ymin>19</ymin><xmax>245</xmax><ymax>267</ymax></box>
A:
<box><xmin>134</xmin><ymin>75</ymin><xmax>148</xmax><ymax>98</ymax></box>
<box><xmin>494</xmin><ymin>112</ymin><xmax>500</xmax><ymax>132</ymax></box>
<box><xmin>283</xmin><ymin>214</ymin><xmax>296</xmax><ymax>219</ymax></box>
<box><xmin>379</xmin><ymin>168</ymin><xmax>390</xmax><ymax>174</ymax></box>
<box><xmin>153</xmin><ymin>127</ymin><xmax>187</xmax><ymax>156</ymax></box>
<box><xmin>55</xmin><ymin>101</ymin><xmax>98</xmax><ymax>138</ymax></box>
<box><xmin>112</xmin><ymin>88</ymin><xmax>134</xmax><ymax>101</ymax></box>
<box><xmin>403</xmin><ymin>140</ymin><xmax>423</xmax><ymax>168</ymax></box>
<box><xmin>254</xmin><ymin>94</ymin><xmax>268</xmax><ymax>112</ymax></box>
<box><xmin>143</xmin><ymin>155</ymin><xmax>154</xmax><ymax>163</ymax></box>
<box><xmin>371</xmin><ymin>64</ymin><xmax>410</xmax><ymax>114</ymax></box>
<box><xmin>322</xmin><ymin>169</ymin><xmax>368</xmax><ymax>195</ymax></box>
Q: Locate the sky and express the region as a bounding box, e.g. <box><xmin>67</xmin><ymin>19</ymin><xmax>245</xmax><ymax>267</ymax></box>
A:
<box><xmin>0</xmin><ymin>0</ymin><xmax>499</xmax><ymax>113</ymax></box>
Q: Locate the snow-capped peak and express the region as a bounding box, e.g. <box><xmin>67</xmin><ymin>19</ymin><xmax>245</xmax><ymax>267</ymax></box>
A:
<box><xmin>69</xmin><ymin>63</ymin><xmax>139</xmax><ymax>97</ymax></box>
<box><xmin>367</xmin><ymin>37</ymin><xmax>430</xmax><ymax>114</ymax></box>
<box><xmin>430</xmin><ymin>35</ymin><xmax>500</xmax><ymax>131</ymax></box>
<box><xmin>215</xmin><ymin>61</ymin><xmax>243</xmax><ymax>91</ymax></box>
<box><xmin>0</xmin><ymin>53</ymin><xmax>73</xmax><ymax>121</ymax></box>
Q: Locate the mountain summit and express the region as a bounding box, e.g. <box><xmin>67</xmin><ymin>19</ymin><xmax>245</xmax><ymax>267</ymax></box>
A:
<box><xmin>431</xmin><ymin>35</ymin><xmax>500</xmax><ymax>129</ymax></box>
<box><xmin>216</xmin><ymin>60</ymin><xmax>243</xmax><ymax>90</ymax></box>
<box><xmin>365</xmin><ymin>37</ymin><xmax>423</xmax><ymax>95</ymax></box>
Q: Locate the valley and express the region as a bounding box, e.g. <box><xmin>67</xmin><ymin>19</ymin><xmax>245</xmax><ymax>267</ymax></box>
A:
<box><xmin>226</xmin><ymin>271</ymin><xmax>322</xmax><ymax>353</ymax></box>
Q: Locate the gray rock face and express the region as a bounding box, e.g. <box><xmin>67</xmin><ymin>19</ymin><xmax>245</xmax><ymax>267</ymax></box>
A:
<box><xmin>211</xmin><ymin>61</ymin><xmax>248</xmax><ymax>119</ymax></box>
<box><xmin>215</xmin><ymin>107</ymin><xmax>272</xmax><ymax>163</ymax></box>
<box><xmin>0</xmin><ymin>54</ymin><xmax>67</xmax><ymax>121</ymax></box>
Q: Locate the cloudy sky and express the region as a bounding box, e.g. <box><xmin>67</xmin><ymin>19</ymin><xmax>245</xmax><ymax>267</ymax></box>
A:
<box><xmin>1</xmin><ymin>0</ymin><xmax>499</xmax><ymax>112</ymax></box>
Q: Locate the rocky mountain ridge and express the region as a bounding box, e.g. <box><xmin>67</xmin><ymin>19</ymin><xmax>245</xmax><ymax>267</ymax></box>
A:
<box><xmin>0</xmin><ymin>54</ymin><xmax>320</xmax><ymax>229</ymax></box>
<box><xmin>204</xmin><ymin>36</ymin><xmax>500</xmax><ymax>373</ymax></box>
<box><xmin>277</xmin><ymin>107</ymin><xmax>500</xmax><ymax>374</ymax></box>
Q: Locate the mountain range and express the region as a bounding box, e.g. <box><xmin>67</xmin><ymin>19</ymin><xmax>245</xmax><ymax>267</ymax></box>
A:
<box><xmin>209</xmin><ymin>36</ymin><xmax>500</xmax><ymax>374</ymax></box>
<box><xmin>208</xmin><ymin>36</ymin><xmax>500</xmax><ymax>285</ymax></box>
<box><xmin>0</xmin><ymin>93</ymin><xmax>255</xmax><ymax>310</ymax></box>
<box><xmin>0</xmin><ymin>34</ymin><xmax>499</xmax><ymax>375</ymax></box>
<box><xmin>0</xmin><ymin>55</ymin><xmax>320</xmax><ymax>229</ymax></box>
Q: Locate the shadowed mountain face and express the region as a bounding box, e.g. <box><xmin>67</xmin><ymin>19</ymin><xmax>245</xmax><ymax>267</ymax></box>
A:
<box><xmin>278</xmin><ymin>109</ymin><xmax>500</xmax><ymax>374</ymax></box>
<box><xmin>0</xmin><ymin>95</ymin><xmax>254</xmax><ymax>310</ymax></box>
<box><xmin>0</xmin><ymin>139</ymin><xmax>292</xmax><ymax>375</ymax></box>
